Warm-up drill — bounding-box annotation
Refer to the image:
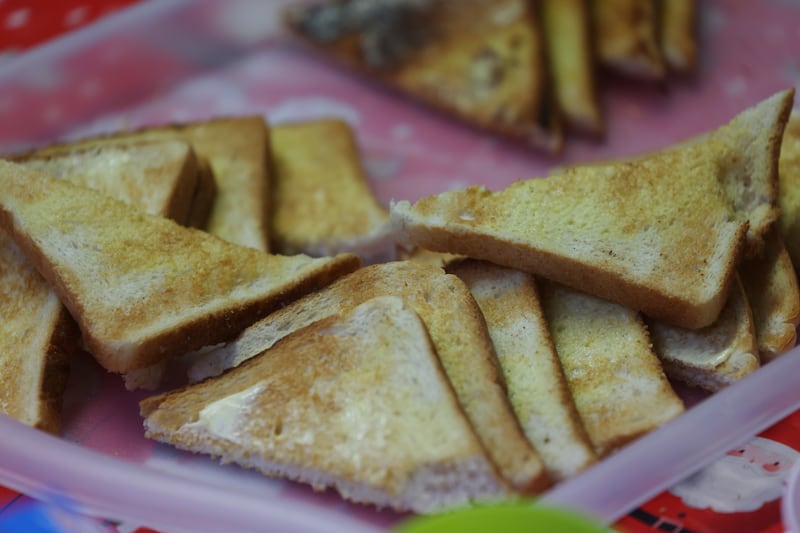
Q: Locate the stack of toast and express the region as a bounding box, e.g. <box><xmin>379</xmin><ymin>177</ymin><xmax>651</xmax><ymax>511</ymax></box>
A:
<box><xmin>283</xmin><ymin>0</ymin><xmax>699</xmax><ymax>151</ymax></box>
<box><xmin>1</xmin><ymin>89</ymin><xmax>798</xmax><ymax>515</ymax></box>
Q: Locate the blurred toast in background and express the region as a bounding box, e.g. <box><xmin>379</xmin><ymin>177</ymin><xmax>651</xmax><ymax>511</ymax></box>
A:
<box><xmin>541</xmin><ymin>0</ymin><xmax>603</xmax><ymax>137</ymax></box>
<box><xmin>659</xmin><ymin>0</ymin><xmax>697</xmax><ymax>74</ymax></box>
<box><xmin>285</xmin><ymin>0</ymin><xmax>563</xmax><ymax>153</ymax></box>
<box><xmin>590</xmin><ymin>0</ymin><xmax>665</xmax><ymax>81</ymax></box>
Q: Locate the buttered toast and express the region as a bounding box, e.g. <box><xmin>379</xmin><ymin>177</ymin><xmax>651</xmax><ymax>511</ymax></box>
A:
<box><xmin>285</xmin><ymin>0</ymin><xmax>563</xmax><ymax>153</ymax></box>
<box><xmin>190</xmin><ymin>260</ymin><xmax>550</xmax><ymax>493</ymax></box>
<box><xmin>0</xmin><ymin>160</ymin><xmax>359</xmax><ymax>373</ymax></box>
<box><xmin>391</xmin><ymin>91</ymin><xmax>793</xmax><ymax>329</ymax></box>
<box><xmin>142</xmin><ymin>296</ymin><xmax>508</xmax><ymax>513</ymax></box>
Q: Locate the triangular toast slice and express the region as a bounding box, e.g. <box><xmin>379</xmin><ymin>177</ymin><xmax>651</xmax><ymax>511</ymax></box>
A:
<box><xmin>538</xmin><ymin>280</ymin><xmax>685</xmax><ymax>457</ymax></box>
<box><xmin>141</xmin><ymin>296</ymin><xmax>507</xmax><ymax>513</ymax></box>
<box><xmin>0</xmin><ymin>160</ymin><xmax>359</xmax><ymax>373</ymax></box>
<box><xmin>285</xmin><ymin>0</ymin><xmax>562</xmax><ymax>153</ymax></box>
<box><xmin>647</xmin><ymin>275</ymin><xmax>760</xmax><ymax>392</ymax></box>
<box><xmin>0</xmin><ymin>141</ymin><xmax>202</xmax><ymax>432</ymax></box>
<box><xmin>27</xmin><ymin>116</ymin><xmax>272</xmax><ymax>251</ymax></box>
<box><xmin>446</xmin><ymin>259</ymin><xmax>597</xmax><ymax>481</ymax></box>
<box><xmin>189</xmin><ymin>260</ymin><xmax>550</xmax><ymax>493</ymax></box>
<box><xmin>391</xmin><ymin>91</ymin><xmax>793</xmax><ymax>329</ymax></box>
<box><xmin>270</xmin><ymin>119</ymin><xmax>393</xmax><ymax>262</ymax></box>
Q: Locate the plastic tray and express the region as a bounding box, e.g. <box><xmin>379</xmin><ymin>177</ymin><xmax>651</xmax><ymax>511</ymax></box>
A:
<box><xmin>1</xmin><ymin>1</ymin><xmax>799</xmax><ymax>532</ymax></box>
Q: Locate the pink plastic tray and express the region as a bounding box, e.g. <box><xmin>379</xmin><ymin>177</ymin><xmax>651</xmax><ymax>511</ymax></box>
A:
<box><xmin>1</xmin><ymin>1</ymin><xmax>799</xmax><ymax>531</ymax></box>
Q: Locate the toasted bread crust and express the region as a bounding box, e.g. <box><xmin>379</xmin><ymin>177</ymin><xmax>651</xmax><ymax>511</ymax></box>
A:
<box><xmin>142</xmin><ymin>297</ymin><xmax>508</xmax><ymax>513</ymax></box>
<box><xmin>286</xmin><ymin>0</ymin><xmax>563</xmax><ymax>153</ymax></box>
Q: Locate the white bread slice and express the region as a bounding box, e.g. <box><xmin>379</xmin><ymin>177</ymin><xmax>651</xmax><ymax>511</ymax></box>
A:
<box><xmin>141</xmin><ymin>296</ymin><xmax>508</xmax><ymax>513</ymax></box>
<box><xmin>390</xmin><ymin>91</ymin><xmax>793</xmax><ymax>329</ymax></box>
<box><xmin>270</xmin><ymin>119</ymin><xmax>393</xmax><ymax>263</ymax></box>
<box><xmin>538</xmin><ymin>280</ymin><xmax>685</xmax><ymax>457</ymax></box>
<box><xmin>739</xmin><ymin>227</ymin><xmax>800</xmax><ymax>363</ymax></box>
<box><xmin>285</xmin><ymin>0</ymin><xmax>563</xmax><ymax>153</ymax></box>
<box><xmin>29</xmin><ymin>116</ymin><xmax>271</xmax><ymax>252</ymax></box>
<box><xmin>446</xmin><ymin>259</ymin><xmax>597</xmax><ymax>481</ymax></box>
<box><xmin>590</xmin><ymin>0</ymin><xmax>665</xmax><ymax>81</ymax></box>
<box><xmin>648</xmin><ymin>276</ymin><xmax>760</xmax><ymax>392</ymax></box>
<box><xmin>190</xmin><ymin>261</ymin><xmax>550</xmax><ymax>493</ymax></box>
<box><xmin>779</xmin><ymin>113</ymin><xmax>800</xmax><ymax>268</ymax></box>
<box><xmin>0</xmin><ymin>159</ymin><xmax>360</xmax><ymax>373</ymax></box>
<box><xmin>0</xmin><ymin>234</ymin><xmax>75</xmax><ymax>434</ymax></box>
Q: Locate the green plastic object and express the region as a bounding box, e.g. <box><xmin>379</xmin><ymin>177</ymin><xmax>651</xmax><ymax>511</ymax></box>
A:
<box><xmin>395</xmin><ymin>502</ymin><xmax>613</xmax><ymax>533</ymax></box>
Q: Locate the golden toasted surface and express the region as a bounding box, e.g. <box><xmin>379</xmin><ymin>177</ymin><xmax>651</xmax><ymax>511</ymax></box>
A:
<box><xmin>0</xmin><ymin>160</ymin><xmax>359</xmax><ymax>372</ymax></box>
<box><xmin>447</xmin><ymin>259</ymin><xmax>597</xmax><ymax>481</ymax></box>
<box><xmin>739</xmin><ymin>228</ymin><xmax>800</xmax><ymax>363</ymax></box>
<box><xmin>286</xmin><ymin>0</ymin><xmax>562</xmax><ymax>153</ymax></box>
<box><xmin>142</xmin><ymin>296</ymin><xmax>506</xmax><ymax>513</ymax></box>
<box><xmin>590</xmin><ymin>0</ymin><xmax>665</xmax><ymax>80</ymax></box>
<box><xmin>541</xmin><ymin>0</ymin><xmax>603</xmax><ymax>136</ymax></box>
<box><xmin>539</xmin><ymin>281</ymin><xmax>684</xmax><ymax>457</ymax></box>
<box><xmin>648</xmin><ymin>276</ymin><xmax>759</xmax><ymax>392</ymax></box>
<box><xmin>270</xmin><ymin>119</ymin><xmax>391</xmax><ymax>259</ymax></box>
<box><xmin>392</xmin><ymin>143</ymin><xmax>743</xmax><ymax>329</ymax></box>
<box><xmin>193</xmin><ymin>260</ymin><xmax>549</xmax><ymax>493</ymax></box>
